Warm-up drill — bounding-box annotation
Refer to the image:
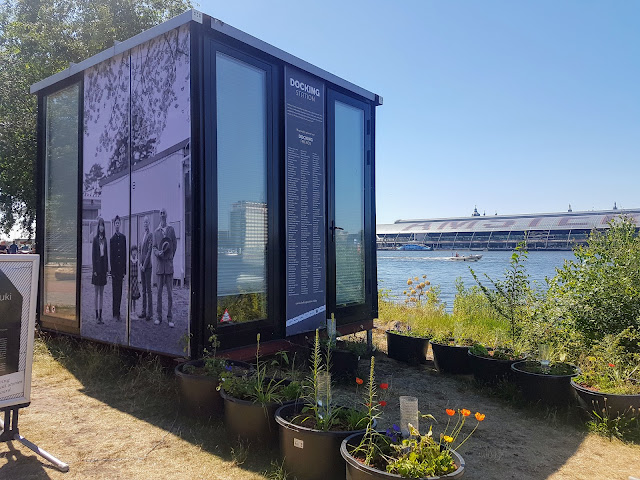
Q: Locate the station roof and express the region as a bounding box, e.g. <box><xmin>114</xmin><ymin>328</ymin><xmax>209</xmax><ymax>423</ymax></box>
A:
<box><xmin>30</xmin><ymin>9</ymin><xmax>382</xmax><ymax>105</ymax></box>
<box><xmin>376</xmin><ymin>209</ymin><xmax>640</xmax><ymax>235</ymax></box>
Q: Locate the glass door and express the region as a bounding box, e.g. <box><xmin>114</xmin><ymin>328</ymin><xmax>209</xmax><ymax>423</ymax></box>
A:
<box><xmin>327</xmin><ymin>91</ymin><xmax>374</xmax><ymax>324</ymax></box>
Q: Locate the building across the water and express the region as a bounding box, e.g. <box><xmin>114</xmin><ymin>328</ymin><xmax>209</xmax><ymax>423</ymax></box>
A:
<box><xmin>377</xmin><ymin>207</ymin><xmax>640</xmax><ymax>251</ymax></box>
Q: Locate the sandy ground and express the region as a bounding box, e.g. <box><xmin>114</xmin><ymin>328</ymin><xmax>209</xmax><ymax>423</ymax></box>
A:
<box><xmin>0</xmin><ymin>329</ymin><xmax>639</xmax><ymax>480</ymax></box>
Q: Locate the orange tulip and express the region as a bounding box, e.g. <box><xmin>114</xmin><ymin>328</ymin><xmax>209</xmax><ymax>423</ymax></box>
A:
<box><xmin>461</xmin><ymin>409</ymin><xmax>471</xmax><ymax>417</ymax></box>
<box><xmin>446</xmin><ymin>409</ymin><xmax>456</xmax><ymax>416</ymax></box>
<box><xmin>475</xmin><ymin>412</ymin><xmax>485</xmax><ymax>422</ymax></box>
<box><xmin>356</xmin><ymin>377</ymin><xmax>363</xmax><ymax>385</ymax></box>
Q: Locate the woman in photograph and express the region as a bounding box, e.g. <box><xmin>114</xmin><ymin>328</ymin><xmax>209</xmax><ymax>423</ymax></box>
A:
<box><xmin>92</xmin><ymin>217</ymin><xmax>108</xmax><ymax>324</ymax></box>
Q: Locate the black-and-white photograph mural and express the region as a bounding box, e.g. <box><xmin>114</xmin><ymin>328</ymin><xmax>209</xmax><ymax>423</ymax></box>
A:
<box><xmin>81</xmin><ymin>52</ymin><xmax>130</xmax><ymax>346</ymax></box>
<box><xmin>81</xmin><ymin>25</ymin><xmax>190</xmax><ymax>356</ymax></box>
<box><xmin>128</xmin><ymin>25</ymin><xmax>190</xmax><ymax>356</ymax></box>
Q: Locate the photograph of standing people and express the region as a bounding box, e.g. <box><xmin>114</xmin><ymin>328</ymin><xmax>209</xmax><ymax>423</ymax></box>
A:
<box><xmin>91</xmin><ymin>217</ymin><xmax>108</xmax><ymax>324</ymax></box>
<box><xmin>153</xmin><ymin>208</ymin><xmax>176</xmax><ymax>327</ymax></box>
<box><xmin>138</xmin><ymin>216</ymin><xmax>153</xmax><ymax>320</ymax></box>
<box><xmin>110</xmin><ymin>215</ymin><xmax>127</xmax><ymax>321</ymax></box>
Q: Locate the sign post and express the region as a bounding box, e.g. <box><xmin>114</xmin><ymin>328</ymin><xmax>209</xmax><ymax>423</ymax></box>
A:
<box><xmin>0</xmin><ymin>255</ymin><xmax>68</xmax><ymax>472</ymax></box>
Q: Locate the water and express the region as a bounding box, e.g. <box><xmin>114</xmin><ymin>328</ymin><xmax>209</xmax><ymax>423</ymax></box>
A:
<box><xmin>377</xmin><ymin>250</ymin><xmax>575</xmax><ymax>310</ymax></box>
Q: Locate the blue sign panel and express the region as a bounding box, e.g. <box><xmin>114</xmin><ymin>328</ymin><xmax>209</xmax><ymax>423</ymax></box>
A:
<box><xmin>285</xmin><ymin>66</ymin><xmax>326</xmax><ymax>336</ymax></box>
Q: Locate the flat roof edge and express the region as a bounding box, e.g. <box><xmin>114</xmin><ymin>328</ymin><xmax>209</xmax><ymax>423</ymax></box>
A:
<box><xmin>209</xmin><ymin>17</ymin><xmax>382</xmax><ymax>105</ymax></box>
<box><xmin>30</xmin><ymin>9</ymin><xmax>202</xmax><ymax>94</ymax></box>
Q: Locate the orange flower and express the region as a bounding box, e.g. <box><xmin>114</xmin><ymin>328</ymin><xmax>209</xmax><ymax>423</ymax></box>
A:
<box><xmin>379</xmin><ymin>383</ymin><xmax>389</xmax><ymax>390</ymax></box>
<box><xmin>608</xmin><ymin>363</ymin><xmax>615</xmax><ymax>368</ymax></box>
<box><xmin>356</xmin><ymin>377</ymin><xmax>363</xmax><ymax>385</ymax></box>
<box><xmin>446</xmin><ymin>409</ymin><xmax>456</xmax><ymax>416</ymax></box>
<box><xmin>461</xmin><ymin>409</ymin><xmax>471</xmax><ymax>417</ymax></box>
<box><xmin>475</xmin><ymin>412</ymin><xmax>485</xmax><ymax>422</ymax></box>
<box><xmin>379</xmin><ymin>400</ymin><xmax>387</xmax><ymax>407</ymax></box>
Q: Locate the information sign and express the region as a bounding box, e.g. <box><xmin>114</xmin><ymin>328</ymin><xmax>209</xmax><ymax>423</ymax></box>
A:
<box><xmin>0</xmin><ymin>255</ymin><xmax>39</xmax><ymax>409</ymax></box>
<box><xmin>284</xmin><ymin>66</ymin><xmax>326</xmax><ymax>336</ymax></box>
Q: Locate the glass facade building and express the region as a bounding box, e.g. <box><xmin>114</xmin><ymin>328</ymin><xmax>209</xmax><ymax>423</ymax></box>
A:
<box><xmin>32</xmin><ymin>10</ymin><xmax>381</xmax><ymax>356</ymax></box>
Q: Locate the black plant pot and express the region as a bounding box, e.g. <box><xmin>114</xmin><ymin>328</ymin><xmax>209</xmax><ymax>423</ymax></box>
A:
<box><xmin>571</xmin><ymin>380</ymin><xmax>640</xmax><ymax>418</ymax></box>
<box><xmin>431</xmin><ymin>342</ymin><xmax>472</xmax><ymax>374</ymax></box>
<box><xmin>275</xmin><ymin>402</ymin><xmax>372</xmax><ymax>480</ymax></box>
<box><xmin>307</xmin><ymin>340</ymin><xmax>360</xmax><ymax>380</ymax></box>
<box><xmin>340</xmin><ymin>431</ymin><xmax>465</xmax><ymax>480</ymax></box>
<box><xmin>220</xmin><ymin>380</ymin><xmax>294</xmax><ymax>443</ymax></box>
<box><xmin>468</xmin><ymin>350</ymin><xmax>521</xmax><ymax>385</ymax></box>
<box><xmin>511</xmin><ymin>361</ymin><xmax>579</xmax><ymax>406</ymax></box>
<box><xmin>174</xmin><ymin>359</ymin><xmax>251</xmax><ymax>418</ymax></box>
<box><xmin>386</xmin><ymin>330</ymin><xmax>430</xmax><ymax>365</ymax></box>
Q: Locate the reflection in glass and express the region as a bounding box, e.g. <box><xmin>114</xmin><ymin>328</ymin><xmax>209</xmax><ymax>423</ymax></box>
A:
<box><xmin>335</xmin><ymin>101</ymin><xmax>365</xmax><ymax>306</ymax></box>
<box><xmin>216</xmin><ymin>53</ymin><xmax>268</xmax><ymax>323</ymax></box>
<box><xmin>43</xmin><ymin>84</ymin><xmax>80</xmax><ymax>323</ymax></box>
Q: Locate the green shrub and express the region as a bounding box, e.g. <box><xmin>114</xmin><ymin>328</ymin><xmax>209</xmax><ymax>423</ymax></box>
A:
<box><xmin>548</xmin><ymin>216</ymin><xmax>640</xmax><ymax>343</ymax></box>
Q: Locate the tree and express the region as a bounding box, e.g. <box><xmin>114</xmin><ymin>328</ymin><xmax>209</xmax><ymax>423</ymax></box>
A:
<box><xmin>0</xmin><ymin>0</ymin><xmax>192</xmax><ymax>235</ymax></box>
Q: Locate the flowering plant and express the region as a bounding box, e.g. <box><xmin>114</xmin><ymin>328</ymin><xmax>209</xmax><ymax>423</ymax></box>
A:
<box><xmin>349</xmin><ymin>404</ymin><xmax>485</xmax><ymax>478</ymax></box>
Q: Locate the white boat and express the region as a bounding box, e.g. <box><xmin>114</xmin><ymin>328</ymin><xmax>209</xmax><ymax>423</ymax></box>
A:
<box><xmin>448</xmin><ymin>254</ymin><xmax>482</xmax><ymax>262</ymax></box>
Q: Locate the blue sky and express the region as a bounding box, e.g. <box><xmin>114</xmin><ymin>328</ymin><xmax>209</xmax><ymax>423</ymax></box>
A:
<box><xmin>200</xmin><ymin>1</ymin><xmax>639</xmax><ymax>224</ymax></box>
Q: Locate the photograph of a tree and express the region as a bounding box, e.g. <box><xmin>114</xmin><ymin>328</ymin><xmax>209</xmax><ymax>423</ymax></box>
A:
<box><xmin>0</xmin><ymin>0</ymin><xmax>192</xmax><ymax>235</ymax></box>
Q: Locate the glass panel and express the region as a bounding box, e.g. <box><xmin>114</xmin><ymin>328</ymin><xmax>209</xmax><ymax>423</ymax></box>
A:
<box><xmin>216</xmin><ymin>53</ymin><xmax>268</xmax><ymax>324</ymax></box>
<box><xmin>335</xmin><ymin>101</ymin><xmax>365</xmax><ymax>306</ymax></box>
<box><xmin>43</xmin><ymin>84</ymin><xmax>80</xmax><ymax>324</ymax></box>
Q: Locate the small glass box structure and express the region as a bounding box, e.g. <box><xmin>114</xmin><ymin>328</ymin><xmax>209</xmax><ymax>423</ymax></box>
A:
<box><xmin>31</xmin><ymin>10</ymin><xmax>381</xmax><ymax>357</ymax></box>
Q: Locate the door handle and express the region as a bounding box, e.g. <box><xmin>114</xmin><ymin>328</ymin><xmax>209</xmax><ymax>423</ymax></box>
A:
<box><xmin>330</xmin><ymin>221</ymin><xmax>344</xmax><ymax>241</ymax></box>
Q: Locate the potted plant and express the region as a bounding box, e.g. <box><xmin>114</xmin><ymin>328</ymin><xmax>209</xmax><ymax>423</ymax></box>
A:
<box><xmin>174</xmin><ymin>330</ymin><xmax>251</xmax><ymax>418</ymax></box>
<box><xmin>468</xmin><ymin>343</ymin><xmax>525</xmax><ymax>385</ymax></box>
<box><xmin>219</xmin><ymin>334</ymin><xmax>301</xmax><ymax>442</ymax></box>
<box><xmin>571</xmin><ymin>329</ymin><xmax>640</xmax><ymax>418</ymax></box>
<box><xmin>275</xmin><ymin>330</ymin><xmax>376</xmax><ymax>480</ymax></box>
<box><xmin>386</xmin><ymin>275</ymin><xmax>435</xmax><ymax>365</ymax></box>
<box><xmin>430</xmin><ymin>330</ymin><xmax>474</xmax><ymax>375</ymax></box>
<box><xmin>341</xmin><ymin>396</ymin><xmax>485</xmax><ymax>479</ymax></box>
<box><xmin>511</xmin><ymin>347</ymin><xmax>580</xmax><ymax>406</ymax></box>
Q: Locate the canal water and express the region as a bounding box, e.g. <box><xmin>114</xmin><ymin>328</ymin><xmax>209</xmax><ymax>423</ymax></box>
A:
<box><xmin>377</xmin><ymin>250</ymin><xmax>575</xmax><ymax>310</ymax></box>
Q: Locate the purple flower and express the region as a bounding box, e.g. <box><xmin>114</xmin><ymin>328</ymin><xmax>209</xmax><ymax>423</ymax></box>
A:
<box><xmin>225</xmin><ymin>365</ymin><xmax>233</xmax><ymax>371</ymax></box>
<box><xmin>392</xmin><ymin>424</ymin><xmax>401</xmax><ymax>432</ymax></box>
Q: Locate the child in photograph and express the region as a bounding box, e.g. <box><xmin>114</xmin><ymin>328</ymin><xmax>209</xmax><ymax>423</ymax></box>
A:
<box><xmin>130</xmin><ymin>245</ymin><xmax>141</xmax><ymax>314</ymax></box>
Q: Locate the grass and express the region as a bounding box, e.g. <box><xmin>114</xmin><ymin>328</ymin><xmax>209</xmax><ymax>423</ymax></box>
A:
<box><xmin>12</xmin><ymin>332</ymin><xmax>292</xmax><ymax>480</ymax></box>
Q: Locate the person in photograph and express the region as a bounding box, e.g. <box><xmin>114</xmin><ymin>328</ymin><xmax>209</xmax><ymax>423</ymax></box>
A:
<box><xmin>9</xmin><ymin>241</ymin><xmax>17</xmax><ymax>254</ymax></box>
<box><xmin>110</xmin><ymin>215</ymin><xmax>127</xmax><ymax>321</ymax></box>
<box><xmin>138</xmin><ymin>215</ymin><xmax>153</xmax><ymax>320</ymax></box>
<box><xmin>91</xmin><ymin>217</ymin><xmax>108</xmax><ymax>324</ymax></box>
<box><xmin>130</xmin><ymin>245</ymin><xmax>141</xmax><ymax>314</ymax></box>
<box><xmin>152</xmin><ymin>208</ymin><xmax>176</xmax><ymax>327</ymax></box>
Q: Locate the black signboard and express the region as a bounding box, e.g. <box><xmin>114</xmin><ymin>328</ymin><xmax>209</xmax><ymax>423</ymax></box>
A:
<box><xmin>285</xmin><ymin>66</ymin><xmax>326</xmax><ymax>336</ymax></box>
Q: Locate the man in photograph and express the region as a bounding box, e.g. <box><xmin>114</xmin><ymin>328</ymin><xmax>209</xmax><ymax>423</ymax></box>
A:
<box><xmin>153</xmin><ymin>208</ymin><xmax>177</xmax><ymax>327</ymax></box>
<box><xmin>110</xmin><ymin>215</ymin><xmax>127</xmax><ymax>321</ymax></box>
<box><xmin>138</xmin><ymin>215</ymin><xmax>153</xmax><ymax>320</ymax></box>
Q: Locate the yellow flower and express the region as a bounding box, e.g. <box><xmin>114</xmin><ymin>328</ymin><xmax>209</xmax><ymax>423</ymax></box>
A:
<box><xmin>425</xmin><ymin>280</ymin><xmax>430</xmax><ymax>285</ymax></box>
<box><xmin>414</xmin><ymin>276</ymin><xmax>419</xmax><ymax>281</ymax></box>
<box><xmin>407</xmin><ymin>279</ymin><xmax>413</xmax><ymax>285</ymax></box>
<box><xmin>443</xmin><ymin>435</ymin><xmax>453</xmax><ymax>443</ymax></box>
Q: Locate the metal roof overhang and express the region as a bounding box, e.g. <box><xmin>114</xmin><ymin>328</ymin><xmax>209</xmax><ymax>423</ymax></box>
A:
<box><xmin>30</xmin><ymin>9</ymin><xmax>382</xmax><ymax>106</ymax></box>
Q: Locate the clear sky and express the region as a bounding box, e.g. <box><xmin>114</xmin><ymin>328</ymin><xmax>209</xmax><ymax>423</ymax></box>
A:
<box><xmin>197</xmin><ymin>0</ymin><xmax>639</xmax><ymax>224</ymax></box>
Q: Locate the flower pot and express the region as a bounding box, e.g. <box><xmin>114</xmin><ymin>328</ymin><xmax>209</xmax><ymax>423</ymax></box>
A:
<box><xmin>431</xmin><ymin>341</ymin><xmax>472</xmax><ymax>374</ymax></box>
<box><xmin>220</xmin><ymin>380</ymin><xmax>294</xmax><ymax>443</ymax></box>
<box><xmin>307</xmin><ymin>340</ymin><xmax>361</xmax><ymax>380</ymax></box>
<box><xmin>340</xmin><ymin>431</ymin><xmax>465</xmax><ymax>480</ymax></box>
<box><xmin>571</xmin><ymin>380</ymin><xmax>640</xmax><ymax>418</ymax></box>
<box><xmin>275</xmin><ymin>402</ymin><xmax>372</xmax><ymax>480</ymax></box>
<box><xmin>174</xmin><ymin>359</ymin><xmax>251</xmax><ymax>418</ymax></box>
<box><xmin>511</xmin><ymin>361</ymin><xmax>579</xmax><ymax>406</ymax></box>
<box><xmin>468</xmin><ymin>350</ymin><xmax>521</xmax><ymax>385</ymax></box>
<box><xmin>386</xmin><ymin>330</ymin><xmax>430</xmax><ymax>365</ymax></box>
